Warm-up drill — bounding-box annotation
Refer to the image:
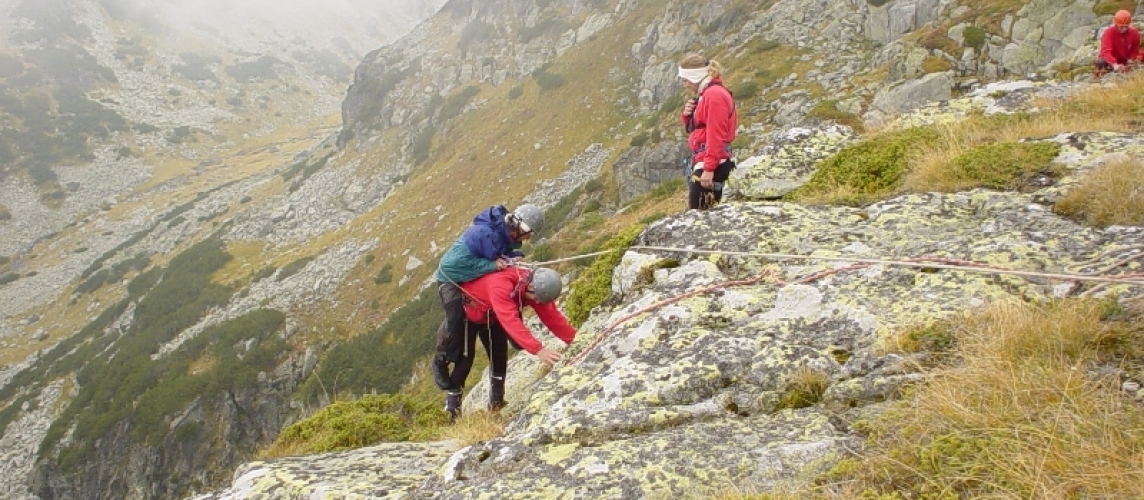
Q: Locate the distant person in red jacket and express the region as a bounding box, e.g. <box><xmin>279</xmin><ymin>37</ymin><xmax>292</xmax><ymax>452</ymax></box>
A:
<box><xmin>679</xmin><ymin>53</ymin><xmax>738</xmax><ymax>210</ymax></box>
<box><xmin>435</xmin><ymin>266</ymin><xmax>575</xmax><ymax>419</ymax></box>
<box><xmin>1096</xmin><ymin>10</ymin><xmax>1143</xmax><ymax>77</ymax></box>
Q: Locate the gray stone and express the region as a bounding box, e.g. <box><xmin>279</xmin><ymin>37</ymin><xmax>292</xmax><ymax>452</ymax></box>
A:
<box><xmin>872</xmin><ymin>72</ymin><xmax>954</xmax><ymax>115</ymax></box>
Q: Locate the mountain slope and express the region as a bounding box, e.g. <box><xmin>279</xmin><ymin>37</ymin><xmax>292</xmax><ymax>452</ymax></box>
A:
<box><xmin>0</xmin><ymin>0</ymin><xmax>1123</xmax><ymax>498</ymax></box>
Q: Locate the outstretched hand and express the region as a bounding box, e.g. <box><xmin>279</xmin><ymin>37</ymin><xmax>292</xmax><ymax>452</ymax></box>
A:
<box><xmin>536</xmin><ymin>348</ymin><xmax>562</xmax><ymax>367</ymax></box>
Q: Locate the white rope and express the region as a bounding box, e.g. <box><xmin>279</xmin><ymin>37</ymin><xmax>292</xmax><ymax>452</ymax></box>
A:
<box><xmin>527</xmin><ymin>245</ymin><xmax>1144</xmax><ymax>286</ymax></box>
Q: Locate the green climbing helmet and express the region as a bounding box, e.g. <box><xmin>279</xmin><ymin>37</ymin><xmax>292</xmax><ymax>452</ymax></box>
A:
<box><xmin>529</xmin><ymin>267</ymin><xmax>562</xmax><ymax>303</ymax></box>
<box><xmin>509</xmin><ymin>204</ymin><xmax>544</xmax><ymax>236</ymax></box>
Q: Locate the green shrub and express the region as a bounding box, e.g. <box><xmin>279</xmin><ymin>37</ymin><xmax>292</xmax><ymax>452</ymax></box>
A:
<box><xmin>583</xmin><ymin>199</ymin><xmax>603</xmax><ymax>213</ymax></box>
<box><xmin>963</xmin><ymin>26</ymin><xmax>987</xmax><ymax>50</ymax></box>
<box><xmin>374</xmin><ymin>264</ymin><xmax>394</xmax><ymax>285</ymax></box>
<box><xmin>225</xmin><ymin>56</ymin><xmax>282</xmax><ymax>82</ymax></box>
<box><xmin>946</xmin><ymin>141</ymin><xmax>1061</xmax><ymax>190</ymax></box>
<box><xmin>790</xmin><ymin>126</ymin><xmax>942</xmax><ymax>205</ymax></box>
<box><xmin>530</xmin><ymin>243</ymin><xmax>554</xmax><ymax>263</ymax></box>
<box><xmin>275</xmin><ymin>393</ymin><xmax>448</xmax><ymax>453</ymax></box>
<box><xmin>41</xmin><ymin>238</ymin><xmax>237</xmax><ymax>468</ymax></box>
<box><xmin>299</xmin><ymin>287</ymin><xmax>441</xmax><ymax>400</ymax></box>
<box><xmin>507</xmin><ymin>85</ymin><xmax>524</xmax><ymax>99</ymax></box>
<box><xmin>564</xmin><ymin>224</ymin><xmax>645</xmax><ymax>327</ymax></box>
<box><xmin>807</xmin><ymin>99</ymin><xmax>864</xmax><ymax>132</ymax></box>
<box><xmin>733</xmin><ymin>81</ymin><xmax>760</xmax><ymax>101</ymax></box>
<box><xmin>251</xmin><ymin>266</ymin><xmax>277</xmax><ymax>283</ymax></box>
<box><xmin>411</xmin><ymin>127</ymin><xmax>435</xmax><ymax>164</ymax></box>
<box><xmin>630</xmin><ymin>132</ymin><xmax>650</xmax><ymax>147</ymax></box>
<box><xmin>278</xmin><ymin>256</ymin><xmax>314</xmax><ymax>281</ymax></box>
<box><xmin>532</xmin><ymin>64</ymin><xmax>566</xmax><ymax>92</ymax></box>
<box><xmin>0</xmin><ymin>273</ymin><xmax>18</xmax><ymax>285</ymax></box>
<box><xmin>440</xmin><ymin>85</ymin><xmax>480</xmax><ymax>121</ymax></box>
<box><xmin>1094</xmin><ymin>0</ymin><xmax>1137</xmax><ymax>16</ymax></box>
<box><xmin>291</xmin><ymin>49</ymin><xmax>351</xmax><ymax>81</ymax></box>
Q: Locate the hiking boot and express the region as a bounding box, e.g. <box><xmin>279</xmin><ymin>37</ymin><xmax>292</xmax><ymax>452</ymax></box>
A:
<box><xmin>489</xmin><ymin>376</ymin><xmax>505</xmax><ymax>412</ymax></box>
<box><xmin>444</xmin><ymin>391</ymin><xmax>462</xmax><ymax>421</ymax></box>
<box><xmin>431</xmin><ymin>354</ymin><xmax>451</xmax><ymax>390</ymax></box>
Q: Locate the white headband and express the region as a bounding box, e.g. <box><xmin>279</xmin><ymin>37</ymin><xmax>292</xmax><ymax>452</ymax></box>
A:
<box><xmin>678</xmin><ymin>66</ymin><xmax>708</xmax><ymax>84</ymax></box>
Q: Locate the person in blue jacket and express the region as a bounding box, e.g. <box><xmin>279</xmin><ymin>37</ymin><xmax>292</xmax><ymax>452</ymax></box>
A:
<box><xmin>432</xmin><ymin>204</ymin><xmax>544</xmax><ymax>392</ymax></box>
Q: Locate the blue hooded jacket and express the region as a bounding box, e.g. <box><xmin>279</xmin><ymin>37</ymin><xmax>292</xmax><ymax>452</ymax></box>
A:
<box><xmin>436</xmin><ymin>205</ymin><xmax>524</xmax><ymax>284</ymax></box>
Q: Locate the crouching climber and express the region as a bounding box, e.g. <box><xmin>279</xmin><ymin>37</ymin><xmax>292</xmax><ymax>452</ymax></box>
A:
<box><xmin>435</xmin><ymin>266</ymin><xmax>576</xmax><ymax>420</ymax></box>
<box><xmin>1096</xmin><ymin>10</ymin><xmax>1143</xmax><ymax>77</ymax></box>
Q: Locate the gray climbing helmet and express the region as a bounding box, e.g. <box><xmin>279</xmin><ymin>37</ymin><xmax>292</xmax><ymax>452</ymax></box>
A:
<box><xmin>510</xmin><ymin>204</ymin><xmax>544</xmax><ymax>236</ymax></box>
<box><xmin>530</xmin><ymin>267</ymin><xmax>562</xmax><ymax>303</ymax></box>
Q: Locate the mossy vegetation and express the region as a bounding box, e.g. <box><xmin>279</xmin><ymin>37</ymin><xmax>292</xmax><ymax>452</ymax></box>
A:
<box><xmin>564</xmin><ymin>224</ymin><xmax>645</xmax><ymax>327</ymax></box>
<box><xmin>943</xmin><ymin>141</ymin><xmax>1062</xmax><ymax>191</ymax></box>
<box><xmin>35</xmin><ymin>237</ymin><xmax>243</xmax><ymax>469</ymax></box>
<box><xmin>226</xmin><ymin>56</ymin><xmax>283</xmax><ymax>82</ymax></box>
<box><xmin>805</xmin><ymin>100</ymin><xmax>863</xmax><ymax>132</ymax></box>
<box><xmin>274</xmin><ymin>393</ymin><xmax>449</xmax><ymax>454</ymax></box>
<box><xmin>297</xmin><ymin>286</ymin><xmax>442</xmax><ymax>402</ymax></box>
<box><xmin>789</xmin><ymin>127</ymin><xmax>942</xmax><ymax>205</ymax></box>
<box><xmin>1093</xmin><ymin>0</ymin><xmax>1137</xmax><ymax>16</ymax></box>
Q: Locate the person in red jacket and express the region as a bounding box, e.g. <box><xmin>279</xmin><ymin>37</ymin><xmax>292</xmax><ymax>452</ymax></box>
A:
<box><xmin>1096</xmin><ymin>10</ymin><xmax>1143</xmax><ymax>77</ymax></box>
<box><xmin>679</xmin><ymin>52</ymin><xmax>738</xmax><ymax>210</ymax></box>
<box><xmin>435</xmin><ymin>266</ymin><xmax>575</xmax><ymax>419</ymax></box>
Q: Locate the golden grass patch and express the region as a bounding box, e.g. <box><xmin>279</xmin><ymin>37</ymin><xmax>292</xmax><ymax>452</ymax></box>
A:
<box><xmin>438</xmin><ymin>410</ymin><xmax>510</xmax><ymax>447</ymax></box>
<box><xmin>1055</xmin><ymin>157</ymin><xmax>1144</xmax><ymax>228</ymax></box>
<box><xmin>820</xmin><ymin>299</ymin><xmax>1144</xmax><ymax>499</ymax></box>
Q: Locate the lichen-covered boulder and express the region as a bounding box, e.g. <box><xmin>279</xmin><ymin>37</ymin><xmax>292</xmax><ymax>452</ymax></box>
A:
<box><xmin>192</xmin><ymin>441</ymin><xmax>461</xmax><ymax>499</ymax></box>
<box><xmin>731</xmin><ymin>125</ymin><xmax>857</xmax><ymax>200</ymax></box>
<box><xmin>411</xmin><ymin>189</ymin><xmax>1143</xmax><ymax>499</ymax></box>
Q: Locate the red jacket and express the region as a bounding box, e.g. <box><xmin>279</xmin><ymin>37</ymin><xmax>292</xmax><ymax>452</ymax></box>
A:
<box><xmin>681</xmin><ymin>78</ymin><xmax>738</xmax><ymax>172</ymax></box>
<box><xmin>460</xmin><ymin>267</ymin><xmax>576</xmax><ymax>355</ymax></box>
<box><xmin>1101</xmin><ymin>25</ymin><xmax>1142</xmax><ymax>65</ymax></box>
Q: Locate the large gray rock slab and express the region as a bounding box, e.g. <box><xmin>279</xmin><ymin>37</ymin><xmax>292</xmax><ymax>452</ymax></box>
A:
<box><xmin>731</xmin><ymin>125</ymin><xmax>858</xmax><ymax>200</ymax></box>
<box><xmin>872</xmin><ymin>72</ymin><xmax>953</xmax><ymax>115</ymax></box>
<box><xmin>192</xmin><ymin>441</ymin><xmax>462</xmax><ymax>499</ymax></box>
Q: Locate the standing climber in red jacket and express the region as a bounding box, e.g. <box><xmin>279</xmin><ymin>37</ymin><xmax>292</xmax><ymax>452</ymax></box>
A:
<box><xmin>434</xmin><ymin>266</ymin><xmax>576</xmax><ymax>419</ymax></box>
<box><xmin>679</xmin><ymin>52</ymin><xmax>738</xmax><ymax>210</ymax></box>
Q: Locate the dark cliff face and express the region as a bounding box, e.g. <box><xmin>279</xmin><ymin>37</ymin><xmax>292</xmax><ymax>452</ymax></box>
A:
<box><xmin>32</xmin><ymin>358</ymin><xmax>305</xmax><ymax>500</ymax></box>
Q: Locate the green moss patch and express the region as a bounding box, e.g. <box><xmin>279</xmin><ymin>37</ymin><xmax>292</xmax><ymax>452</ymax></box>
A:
<box><xmin>564</xmin><ymin>224</ymin><xmax>645</xmax><ymax>327</ymax></box>
<box><xmin>790</xmin><ymin>127</ymin><xmax>942</xmax><ymax>205</ymax></box>
<box><xmin>275</xmin><ymin>393</ymin><xmax>450</xmax><ymax>454</ymax></box>
<box><xmin>945</xmin><ymin>141</ymin><xmax>1061</xmax><ymax>191</ymax></box>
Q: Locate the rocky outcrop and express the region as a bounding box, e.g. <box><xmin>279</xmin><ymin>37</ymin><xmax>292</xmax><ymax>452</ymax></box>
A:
<box><xmin>611</xmin><ymin>141</ymin><xmax>690</xmax><ymax>204</ymax></box>
<box><xmin>32</xmin><ymin>351</ymin><xmax>310</xmax><ymax>500</ymax></box>
<box><xmin>197</xmin><ymin>184</ymin><xmax>1144</xmax><ymax>498</ymax></box>
<box><xmin>730</xmin><ymin>125</ymin><xmax>857</xmax><ymax>200</ymax></box>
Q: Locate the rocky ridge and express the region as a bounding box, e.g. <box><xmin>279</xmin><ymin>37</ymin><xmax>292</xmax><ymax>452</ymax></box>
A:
<box><xmin>196</xmin><ymin>78</ymin><xmax>1144</xmax><ymax>498</ymax></box>
<box><xmin>1</xmin><ymin>0</ymin><xmax>1139</xmax><ymax>498</ymax></box>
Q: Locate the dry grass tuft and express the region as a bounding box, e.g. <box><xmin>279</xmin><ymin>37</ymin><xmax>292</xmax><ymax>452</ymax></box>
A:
<box><xmin>1054</xmin><ymin>157</ymin><xmax>1144</xmax><ymax>228</ymax></box>
<box><xmin>890</xmin><ymin>72</ymin><xmax>1144</xmax><ymax>198</ymax></box>
<box><xmin>822</xmin><ymin>299</ymin><xmax>1144</xmax><ymax>499</ymax></box>
<box><xmin>437</xmin><ymin>409</ymin><xmax>509</xmax><ymax>447</ymax></box>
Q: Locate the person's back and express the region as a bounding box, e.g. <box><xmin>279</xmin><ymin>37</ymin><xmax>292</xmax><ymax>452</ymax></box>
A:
<box><xmin>436</xmin><ymin>205</ymin><xmax>520</xmax><ymax>285</ymax></box>
<box><xmin>460</xmin><ymin>267</ymin><xmax>576</xmax><ymax>357</ymax></box>
<box><xmin>435</xmin><ymin>266</ymin><xmax>573</xmax><ymax>419</ymax></box>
